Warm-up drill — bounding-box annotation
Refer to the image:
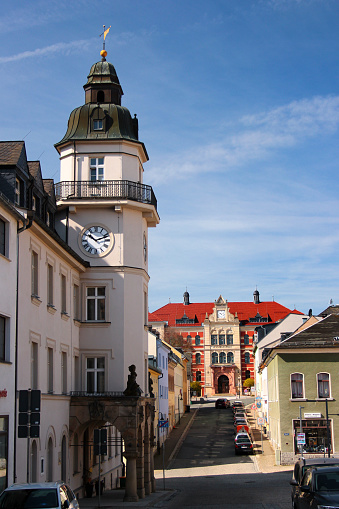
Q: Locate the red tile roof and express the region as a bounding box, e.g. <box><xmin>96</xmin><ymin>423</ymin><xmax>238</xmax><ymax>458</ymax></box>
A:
<box><xmin>149</xmin><ymin>301</ymin><xmax>302</xmax><ymax>327</ymax></box>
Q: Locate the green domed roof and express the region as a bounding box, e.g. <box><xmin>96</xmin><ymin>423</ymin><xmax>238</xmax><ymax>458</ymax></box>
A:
<box><xmin>85</xmin><ymin>60</ymin><xmax>122</xmax><ymax>91</ymax></box>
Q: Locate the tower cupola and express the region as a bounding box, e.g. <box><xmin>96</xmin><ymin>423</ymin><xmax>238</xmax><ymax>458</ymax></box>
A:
<box><xmin>83</xmin><ymin>60</ymin><xmax>123</xmax><ymax>105</ymax></box>
<box><xmin>253</xmin><ymin>288</ymin><xmax>260</xmax><ymax>305</ymax></box>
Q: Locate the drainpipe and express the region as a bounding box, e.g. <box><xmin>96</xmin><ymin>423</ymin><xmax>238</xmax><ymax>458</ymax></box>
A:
<box><xmin>14</xmin><ymin>212</ymin><xmax>33</xmax><ymax>482</ymax></box>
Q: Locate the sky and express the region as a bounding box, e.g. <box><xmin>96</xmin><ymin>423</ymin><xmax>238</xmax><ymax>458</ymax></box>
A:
<box><xmin>0</xmin><ymin>0</ymin><xmax>339</xmax><ymax>315</ymax></box>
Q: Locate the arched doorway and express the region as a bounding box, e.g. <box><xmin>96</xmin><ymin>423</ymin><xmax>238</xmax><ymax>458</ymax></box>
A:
<box><xmin>218</xmin><ymin>375</ymin><xmax>229</xmax><ymax>394</ymax></box>
<box><xmin>47</xmin><ymin>437</ymin><xmax>53</xmax><ymax>482</ymax></box>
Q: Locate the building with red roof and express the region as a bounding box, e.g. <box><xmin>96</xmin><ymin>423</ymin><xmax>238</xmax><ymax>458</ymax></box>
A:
<box><xmin>149</xmin><ymin>289</ymin><xmax>302</xmax><ymax>397</ymax></box>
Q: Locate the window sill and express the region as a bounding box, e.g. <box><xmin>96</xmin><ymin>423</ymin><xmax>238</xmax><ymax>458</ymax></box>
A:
<box><xmin>290</xmin><ymin>398</ymin><xmax>307</xmax><ymax>402</ymax></box>
<box><xmin>47</xmin><ymin>304</ymin><xmax>57</xmax><ymax>315</ymax></box>
<box><xmin>81</xmin><ymin>321</ymin><xmax>111</xmax><ymax>328</ymax></box>
<box><xmin>61</xmin><ymin>312</ymin><xmax>70</xmax><ymax>321</ymax></box>
<box><xmin>315</xmin><ymin>398</ymin><xmax>334</xmax><ymax>401</ymax></box>
<box><xmin>0</xmin><ymin>253</ymin><xmax>11</xmax><ymax>262</ymax></box>
<box><xmin>31</xmin><ymin>295</ymin><xmax>42</xmax><ymax>307</ymax></box>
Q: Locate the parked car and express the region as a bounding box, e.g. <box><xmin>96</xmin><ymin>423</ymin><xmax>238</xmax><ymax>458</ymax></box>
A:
<box><xmin>215</xmin><ymin>398</ymin><xmax>230</xmax><ymax>409</ymax></box>
<box><xmin>234</xmin><ymin>435</ymin><xmax>254</xmax><ymax>455</ymax></box>
<box><xmin>0</xmin><ymin>481</ymin><xmax>80</xmax><ymax>509</ymax></box>
<box><xmin>235</xmin><ymin>431</ymin><xmax>251</xmax><ymax>441</ymax></box>
<box><xmin>293</xmin><ymin>466</ymin><xmax>339</xmax><ymax>508</ymax></box>
<box><xmin>232</xmin><ymin>401</ymin><xmax>244</xmax><ymax>410</ymax></box>
<box><xmin>233</xmin><ymin>412</ymin><xmax>246</xmax><ymax>421</ymax></box>
<box><xmin>290</xmin><ymin>457</ymin><xmax>339</xmax><ymax>506</ymax></box>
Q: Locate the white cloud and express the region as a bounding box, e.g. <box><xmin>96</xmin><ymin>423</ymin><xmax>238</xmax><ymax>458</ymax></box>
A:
<box><xmin>0</xmin><ymin>39</ymin><xmax>94</xmax><ymax>64</ymax></box>
<box><xmin>148</xmin><ymin>95</ymin><xmax>339</xmax><ymax>185</ymax></box>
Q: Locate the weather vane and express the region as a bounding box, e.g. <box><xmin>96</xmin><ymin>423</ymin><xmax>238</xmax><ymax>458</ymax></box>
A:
<box><xmin>99</xmin><ymin>24</ymin><xmax>111</xmax><ymax>60</ymax></box>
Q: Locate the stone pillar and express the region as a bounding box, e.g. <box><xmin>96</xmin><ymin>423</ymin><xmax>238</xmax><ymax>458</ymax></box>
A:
<box><xmin>136</xmin><ymin>447</ymin><xmax>145</xmax><ymax>499</ymax></box>
<box><xmin>123</xmin><ymin>454</ymin><xmax>138</xmax><ymax>502</ymax></box>
<box><xmin>144</xmin><ymin>435</ymin><xmax>151</xmax><ymax>495</ymax></box>
<box><xmin>150</xmin><ymin>444</ymin><xmax>156</xmax><ymax>493</ymax></box>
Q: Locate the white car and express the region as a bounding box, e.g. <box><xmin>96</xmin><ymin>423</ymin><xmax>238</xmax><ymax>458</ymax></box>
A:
<box><xmin>0</xmin><ymin>481</ymin><xmax>80</xmax><ymax>509</ymax></box>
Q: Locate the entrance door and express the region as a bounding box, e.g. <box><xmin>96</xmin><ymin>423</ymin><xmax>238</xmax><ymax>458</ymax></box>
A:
<box><xmin>218</xmin><ymin>375</ymin><xmax>229</xmax><ymax>394</ymax></box>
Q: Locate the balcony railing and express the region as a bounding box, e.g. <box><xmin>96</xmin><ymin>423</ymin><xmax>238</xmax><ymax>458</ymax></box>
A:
<box><xmin>54</xmin><ymin>180</ymin><xmax>157</xmax><ymax>211</ymax></box>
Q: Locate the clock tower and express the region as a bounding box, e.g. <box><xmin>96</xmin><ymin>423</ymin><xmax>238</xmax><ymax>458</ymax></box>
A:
<box><xmin>54</xmin><ymin>50</ymin><xmax>159</xmax><ymax>394</ymax></box>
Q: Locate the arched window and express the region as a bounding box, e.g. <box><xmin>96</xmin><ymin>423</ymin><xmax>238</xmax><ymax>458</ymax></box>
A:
<box><xmin>317</xmin><ymin>373</ymin><xmax>330</xmax><ymax>398</ymax></box>
<box><xmin>245</xmin><ymin>369</ymin><xmax>251</xmax><ymax>379</ymax></box>
<box><xmin>212</xmin><ymin>352</ymin><xmax>218</xmax><ymax>364</ymax></box>
<box><xmin>195</xmin><ymin>353</ymin><xmax>201</xmax><ymax>364</ymax></box>
<box><xmin>97</xmin><ymin>90</ymin><xmax>105</xmax><ymax>103</ymax></box>
<box><xmin>47</xmin><ymin>437</ymin><xmax>53</xmax><ymax>482</ymax></box>
<box><xmin>227</xmin><ymin>333</ymin><xmax>233</xmax><ymax>345</ymax></box>
<box><xmin>227</xmin><ymin>352</ymin><xmax>234</xmax><ymax>364</ymax></box>
<box><xmin>291</xmin><ymin>373</ymin><xmax>304</xmax><ymax>399</ymax></box>
<box><xmin>244</xmin><ymin>352</ymin><xmax>250</xmax><ymax>364</ymax></box>
<box><xmin>195</xmin><ymin>336</ymin><xmax>201</xmax><ymax>346</ymax></box>
<box><xmin>219</xmin><ymin>352</ymin><xmax>226</xmax><ymax>364</ymax></box>
<box><xmin>31</xmin><ymin>440</ymin><xmax>38</xmax><ymax>482</ymax></box>
<box><xmin>196</xmin><ymin>371</ymin><xmax>201</xmax><ymax>382</ymax></box>
<box><xmin>244</xmin><ymin>334</ymin><xmax>250</xmax><ymax>345</ymax></box>
<box><xmin>187</xmin><ymin>334</ymin><xmax>192</xmax><ymax>343</ymax></box>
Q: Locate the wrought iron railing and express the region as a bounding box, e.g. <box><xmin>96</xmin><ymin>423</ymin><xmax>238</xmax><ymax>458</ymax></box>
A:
<box><xmin>54</xmin><ymin>180</ymin><xmax>157</xmax><ymax>211</ymax></box>
<box><xmin>70</xmin><ymin>391</ymin><xmax>125</xmax><ymax>397</ymax></box>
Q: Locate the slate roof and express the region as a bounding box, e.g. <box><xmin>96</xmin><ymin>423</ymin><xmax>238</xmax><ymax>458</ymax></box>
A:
<box><xmin>0</xmin><ymin>141</ymin><xmax>25</xmax><ymax>165</ymax></box>
<box><xmin>319</xmin><ymin>305</ymin><xmax>339</xmax><ymax>317</ymax></box>
<box><xmin>149</xmin><ymin>301</ymin><xmax>301</xmax><ymax>327</ymax></box>
<box><xmin>276</xmin><ymin>314</ymin><xmax>339</xmax><ymax>349</ymax></box>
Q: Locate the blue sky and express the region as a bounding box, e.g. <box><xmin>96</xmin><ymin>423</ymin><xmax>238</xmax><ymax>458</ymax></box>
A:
<box><xmin>1</xmin><ymin>0</ymin><xmax>339</xmax><ymax>314</ymax></box>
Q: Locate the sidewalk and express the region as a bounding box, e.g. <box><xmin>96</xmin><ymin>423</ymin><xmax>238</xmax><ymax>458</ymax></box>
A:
<box><xmin>246</xmin><ymin>407</ymin><xmax>292</xmax><ymax>474</ymax></box>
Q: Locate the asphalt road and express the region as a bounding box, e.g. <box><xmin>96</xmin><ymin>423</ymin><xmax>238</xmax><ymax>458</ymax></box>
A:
<box><xmin>155</xmin><ymin>401</ymin><xmax>292</xmax><ymax>509</ymax></box>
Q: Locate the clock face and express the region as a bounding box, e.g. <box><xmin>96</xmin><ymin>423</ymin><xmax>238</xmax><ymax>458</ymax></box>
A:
<box><xmin>143</xmin><ymin>232</ymin><xmax>147</xmax><ymax>262</ymax></box>
<box><xmin>217</xmin><ymin>310</ymin><xmax>226</xmax><ymax>319</ymax></box>
<box><xmin>80</xmin><ymin>225</ymin><xmax>112</xmax><ymax>256</ymax></box>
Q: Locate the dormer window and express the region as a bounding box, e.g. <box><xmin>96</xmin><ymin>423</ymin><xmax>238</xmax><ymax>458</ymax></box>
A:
<box><xmin>15</xmin><ymin>178</ymin><xmax>21</xmax><ymax>206</ymax></box>
<box><xmin>32</xmin><ymin>196</ymin><xmax>36</xmax><ymax>211</ymax></box>
<box><xmin>93</xmin><ymin>120</ymin><xmax>103</xmax><ymax>131</ymax></box>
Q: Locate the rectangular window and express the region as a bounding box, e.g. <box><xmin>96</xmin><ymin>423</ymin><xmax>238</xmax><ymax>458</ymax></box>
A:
<box><xmin>0</xmin><ymin>219</ymin><xmax>5</xmax><ymax>256</ymax></box>
<box><xmin>318</xmin><ymin>373</ymin><xmax>330</xmax><ymax>398</ymax></box>
<box><xmin>86</xmin><ymin>287</ymin><xmax>106</xmax><ymax>321</ymax></box>
<box><xmin>74</xmin><ymin>356</ymin><xmax>80</xmax><ymax>391</ymax></box>
<box><xmin>47</xmin><ymin>347</ymin><xmax>53</xmax><ymax>393</ymax></box>
<box><xmin>86</xmin><ymin>357</ymin><xmax>105</xmax><ymax>393</ymax></box>
<box><xmin>61</xmin><ymin>274</ymin><xmax>67</xmax><ymax>313</ymax></box>
<box><xmin>227</xmin><ymin>334</ymin><xmax>233</xmax><ymax>345</ymax></box>
<box><xmin>0</xmin><ymin>417</ymin><xmax>8</xmax><ymax>493</ymax></box>
<box><xmin>61</xmin><ymin>352</ymin><xmax>67</xmax><ymax>394</ymax></box>
<box><xmin>73</xmin><ymin>284</ymin><xmax>80</xmax><ymax>320</ymax></box>
<box><xmin>93</xmin><ymin>120</ymin><xmax>103</xmax><ymax>130</ymax></box>
<box><xmin>31</xmin><ymin>342</ymin><xmax>38</xmax><ymax>390</ymax></box>
<box><xmin>219</xmin><ymin>334</ymin><xmax>225</xmax><ymax>345</ymax></box>
<box><xmin>47</xmin><ymin>264</ymin><xmax>53</xmax><ymax>306</ymax></box>
<box><xmin>90</xmin><ymin>158</ymin><xmax>104</xmax><ymax>181</ymax></box>
<box><xmin>211</xmin><ymin>335</ymin><xmax>217</xmax><ymax>345</ymax></box>
<box><xmin>15</xmin><ymin>178</ymin><xmax>20</xmax><ymax>206</ymax></box>
<box><xmin>0</xmin><ymin>316</ymin><xmax>6</xmax><ymax>361</ymax></box>
<box><xmin>31</xmin><ymin>251</ymin><xmax>39</xmax><ymax>297</ymax></box>
<box><xmin>291</xmin><ymin>373</ymin><xmax>304</xmax><ymax>399</ymax></box>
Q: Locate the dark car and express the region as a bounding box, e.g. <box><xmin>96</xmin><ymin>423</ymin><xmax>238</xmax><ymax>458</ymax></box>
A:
<box><xmin>293</xmin><ymin>466</ymin><xmax>339</xmax><ymax>508</ymax></box>
<box><xmin>290</xmin><ymin>457</ymin><xmax>339</xmax><ymax>506</ymax></box>
<box><xmin>215</xmin><ymin>398</ymin><xmax>230</xmax><ymax>409</ymax></box>
<box><xmin>234</xmin><ymin>435</ymin><xmax>253</xmax><ymax>455</ymax></box>
<box><xmin>232</xmin><ymin>400</ymin><xmax>244</xmax><ymax>410</ymax></box>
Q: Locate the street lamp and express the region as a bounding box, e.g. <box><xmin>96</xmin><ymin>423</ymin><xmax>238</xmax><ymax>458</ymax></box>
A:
<box><xmin>178</xmin><ymin>392</ymin><xmax>183</xmax><ymax>425</ymax></box>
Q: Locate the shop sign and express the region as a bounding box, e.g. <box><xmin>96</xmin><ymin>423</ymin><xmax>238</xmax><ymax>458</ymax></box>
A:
<box><xmin>284</xmin><ymin>433</ymin><xmax>290</xmax><ymax>436</ymax></box>
<box><xmin>304</xmin><ymin>413</ymin><xmax>322</xmax><ymax>418</ymax></box>
<box><xmin>0</xmin><ymin>389</ymin><xmax>7</xmax><ymax>398</ymax></box>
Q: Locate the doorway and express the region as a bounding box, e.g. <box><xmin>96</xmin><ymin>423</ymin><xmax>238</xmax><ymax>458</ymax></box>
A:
<box><xmin>218</xmin><ymin>375</ymin><xmax>229</xmax><ymax>394</ymax></box>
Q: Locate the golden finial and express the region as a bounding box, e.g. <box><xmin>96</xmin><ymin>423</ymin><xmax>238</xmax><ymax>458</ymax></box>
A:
<box><xmin>99</xmin><ymin>24</ymin><xmax>111</xmax><ymax>61</ymax></box>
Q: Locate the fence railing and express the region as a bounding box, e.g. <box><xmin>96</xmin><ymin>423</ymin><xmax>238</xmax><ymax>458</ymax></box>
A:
<box><xmin>55</xmin><ymin>180</ymin><xmax>157</xmax><ymax>211</ymax></box>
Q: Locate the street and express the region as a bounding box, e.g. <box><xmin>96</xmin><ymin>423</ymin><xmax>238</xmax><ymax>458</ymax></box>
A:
<box><xmin>155</xmin><ymin>401</ymin><xmax>293</xmax><ymax>508</ymax></box>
